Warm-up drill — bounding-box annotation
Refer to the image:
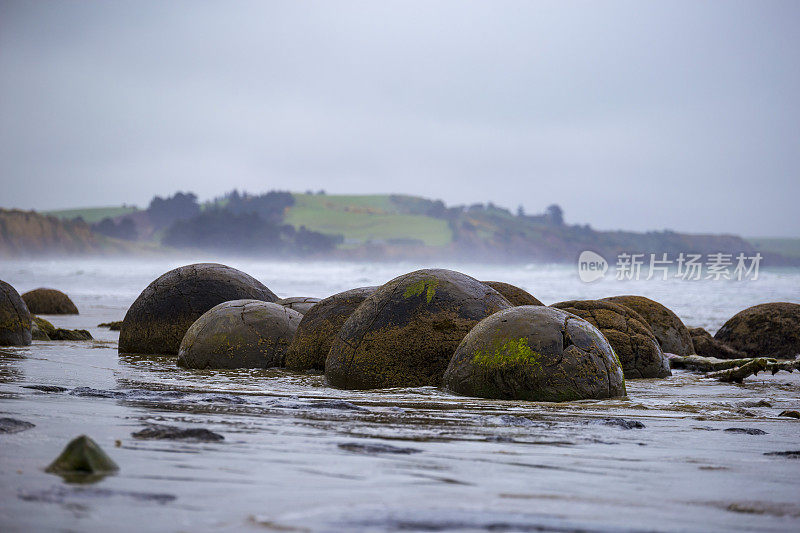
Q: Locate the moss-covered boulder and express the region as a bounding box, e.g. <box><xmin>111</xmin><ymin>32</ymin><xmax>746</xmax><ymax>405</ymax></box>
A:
<box><xmin>443</xmin><ymin>306</ymin><xmax>626</xmax><ymax>401</ymax></box>
<box><xmin>46</xmin><ymin>435</ymin><xmax>118</xmax><ymax>482</ymax></box>
<box><xmin>177</xmin><ymin>300</ymin><xmax>302</xmax><ymax>369</ymax></box>
<box><xmin>482</xmin><ymin>281</ymin><xmax>543</xmax><ymax>306</ymax></box>
<box><xmin>552</xmin><ymin>300</ymin><xmax>670</xmax><ymax>378</ymax></box>
<box><xmin>326</xmin><ymin>270</ymin><xmax>511</xmax><ymax>389</ymax></box>
<box><xmin>50</xmin><ymin>328</ymin><xmax>93</xmax><ymax>341</ymax></box>
<box><xmin>0</xmin><ymin>280</ymin><xmax>32</xmax><ymax>346</ymax></box>
<box><xmin>602</xmin><ymin>295</ymin><xmax>694</xmax><ymax>355</ymax></box>
<box><xmin>21</xmin><ymin>288</ymin><xmax>78</xmax><ymax>314</ymax></box>
<box><xmin>689</xmin><ymin>327</ymin><xmax>746</xmax><ymax>359</ymax></box>
<box><xmin>31</xmin><ymin>315</ymin><xmax>54</xmax><ymax>341</ymax></box>
<box><xmin>284</xmin><ymin>287</ymin><xmax>378</xmax><ymax>372</ymax></box>
<box><xmin>277</xmin><ymin>297</ymin><xmax>321</xmax><ymax>315</ymax></box>
<box><xmin>119</xmin><ymin>263</ymin><xmax>278</xmax><ymax>355</ymax></box>
<box><xmin>714</xmin><ymin>303</ymin><xmax>800</xmax><ymax>358</ymax></box>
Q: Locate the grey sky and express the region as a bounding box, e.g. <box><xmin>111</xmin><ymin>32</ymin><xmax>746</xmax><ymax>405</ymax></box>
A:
<box><xmin>1</xmin><ymin>1</ymin><xmax>798</xmax><ymax>236</ymax></box>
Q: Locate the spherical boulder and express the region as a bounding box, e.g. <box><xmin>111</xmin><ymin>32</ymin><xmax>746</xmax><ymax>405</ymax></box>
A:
<box><xmin>482</xmin><ymin>281</ymin><xmax>543</xmax><ymax>306</ymax></box>
<box><xmin>0</xmin><ymin>280</ymin><xmax>32</xmax><ymax>346</ymax></box>
<box><xmin>552</xmin><ymin>300</ymin><xmax>670</xmax><ymax>378</ymax></box>
<box><xmin>277</xmin><ymin>297</ymin><xmax>321</xmax><ymax>315</ymax></box>
<box><xmin>714</xmin><ymin>303</ymin><xmax>800</xmax><ymax>358</ymax></box>
<box><xmin>21</xmin><ymin>288</ymin><xmax>78</xmax><ymax>315</ymax></box>
<box><xmin>443</xmin><ymin>306</ymin><xmax>626</xmax><ymax>402</ymax></box>
<box><xmin>326</xmin><ymin>270</ymin><xmax>511</xmax><ymax>389</ymax></box>
<box><xmin>689</xmin><ymin>327</ymin><xmax>745</xmax><ymax>359</ymax></box>
<box><xmin>602</xmin><ymin>295</ymin><xmax>694</xmax><ymax>355</ymax></box>
<box><xmin>119</xmin><ymin>263</ymin><xmax>278</xmax><ymax>355</ymax></box>
<box><xmin>284</xmin><ymin>287</ymin><xmax>378</xmax><ymax>372</ymax></box>
<box><xmin>177</xmin><ymin>300</ymin><xmax>302</xmax><ymax>369</ymax></box>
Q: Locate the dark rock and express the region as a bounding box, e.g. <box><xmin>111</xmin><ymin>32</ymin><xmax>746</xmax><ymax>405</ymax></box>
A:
<box><xmin>21</xmin><ymin>288</ymin><xmax>79</xmax><ymax>314</ymax></box>
<box><xmin>132</xmin><ymin>424</ymin><xmax>224</xmax><ymax>442</ymax></box>
<box><xmin>285</xmin><ymin>286</ymin><xmax>378</xmax><ymax>372</ymax></box>
<box><xmin>0</xmin><ymin>417</ymin><xmax>35</xmax><ymax>433</ymax></box>
<box><xmin>23</xmin><ymin>384</ymin><xmax>67</xmax><ymax>393</ymax></box>
<box><xmin>31</xmin><ymin>316</ymin><xmax>53</xmax><ymax>340</ymax></box>
<box><xmin>443</xmin><ymin>306</ymin><xmax>626</xmax><ymax>402</ymax></box>
<box><xmin>597</xmin><ymin>418</ymin><xmax>645</xmax><ymax>429</ymax></box>
<box><xmin>689</xmin><ymin>327</ymin><xmax>746</xmax><ymax>359</ymax></box>
<box><xmin>764</xmin><ymin>451</ymin><xmax>800</xmax><ymax>458</ymax></box>
<box><xmin>552</xmin><ymin>299</ymin><xmax>670</xmax><ymax>379</ymax></box>
<box><xmin>779</xmin><ymin>410</ymin><xmax>800</xmax><ymax>419</ymax></box>
<box><xmin>50</xmin><ymin>328</ymin><xmax>92</xmax><ymax>341</ymax></box>
<box><xmin>338</xmin><ymin>442</ymin><xmax>421</xmax><ymax>454</ymax></box>
<box><xmin>0</xmin><ymin>280</ymin><xmax>32</xmax><ymax>346</ymax></box>
<box><xmin>45</xmin><ymin>435</ymin><xmax>119</xmax><ymax>480</ymax></box>
<box><xmin>602</xmin><ymin>295</ymin><xmax>694</xmax><ymax>356</ymax></box>
<box><xmin>326</xmin><ymin>269</ymin><xmax>511</xmax><ymax>389</ymax></box>
<box><xmin>69</xmin><ymin>387</ymin><xmax>126</xmax><ymax>399</ymax></box>
<box><xmin>714</xmin><ymin>302</ymin><xmax>800</xmax><ymax>358</ymax></box>
<box><xmin>481</xmin><ymin>281</ymin><xmax>543</xmax><ymax>306</ymax></box>
<box><xmin>277</xmin><ymin>296</ymin><xmax>321</xmax><ymax>315</ymax></box>
<box><xmin>308</xmin><ymin>399</ymin><xmax>366</xmax><ymax>411</ymax></box>
<box><xmin>98</xmin><ymin>321</ymin><xmax>122</xmax><ymax>330</ymax></box>
<box><xmin>177</xmin><ymin>300</ymin><xmax>301</xmax><ymax>369</ymax></box>
<box><xmin>724</xmin><ymin>427</ymin><xmax>767</xmax><ymax>435</ymax></box>
<box><xmin>119</xmin><ymin>263</ymin><xmax>278</xmax><ymax>355</ymax></box>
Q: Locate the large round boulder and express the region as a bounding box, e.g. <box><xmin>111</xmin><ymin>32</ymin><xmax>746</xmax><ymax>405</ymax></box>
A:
<box><xmin>119</xmin><ymin>263</ymin><xmax>278</xmax><ymax>355</ymax></box>
<box><xmin>284</xmin><ymin>287</ymin><xmax>378</xmax><ymax>372</ymax></box>
<box><xmin>0</xmin><ymin>280</ymin><xmax>32</xmax><ymax>346</ymax></box>
<box><xmin>21</xmin><ymin>288</ymin><xmax>78</xmax><ymax>314</ymax></box>
<box><xmin>714</xmin><ymin>303</ymin><xmax>800</xmax><ymax>358</ymax></box>
<box><xmin>177</xmin><ymin>300</ymin><xmax>302</xmax><ymax>369</ymax></box>
<box><xmin>326</xmin><ymin>270</ymin><xmax>511</xmax><ymax>389</ymax></box>
<box><xmin>277</xmin><ymin>297</ymin><xmax>321</xmax><ymax>315</ymax></box>
<box><xmin>443</xmin><ymin>306</ymin><xmax>626</xmax><ymax>401</ymax></box>
<box><xmin>689</xmin><ymin>327</ymin><xmax>746</xmax><ymax>359</ymax></box>
<box><xmin>552</xmin><ymin>300</ymin><xmax>670</xmax><ymax>378</ymax></box>
<box><xmin>602</xmin><ymin>295</ymin><xmax>694</xmax><ymax>355</ymax></box>
<box><xmin>482</xmin><ymin>281</ymin><xmax>543</xmax><ymax>306</ymax></box>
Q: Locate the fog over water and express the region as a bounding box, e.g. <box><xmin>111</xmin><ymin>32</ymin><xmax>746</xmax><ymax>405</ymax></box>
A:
<box><xmin>1</xmin><ymin>1</ymin><xmax>799</xmax><ymax>236</ymax></box>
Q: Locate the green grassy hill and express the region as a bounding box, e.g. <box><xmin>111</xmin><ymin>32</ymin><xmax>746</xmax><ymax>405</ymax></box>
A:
<box><xmin>747</xmin><ymin>237</ymin><xmax>800</xmax><ymax>260</ymax></box>
<box><xmin>44</xmin><ymin>205</ymin><xmax>138</xmax><ymax>223</ymax></box>
<box><xmin>285</xmin><ymin>194</ymin><xmax>452</xmax><ymax>247</ymax></box>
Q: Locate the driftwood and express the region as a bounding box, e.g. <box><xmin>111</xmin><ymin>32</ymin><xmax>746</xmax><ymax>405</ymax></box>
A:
<box><xmin>668</xmin><ymin>354</ymin><xmax>800</xmax><ymax>383</ymax></box>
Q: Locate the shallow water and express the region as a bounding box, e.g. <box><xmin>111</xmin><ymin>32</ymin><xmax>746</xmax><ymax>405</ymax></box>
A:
<box><xmin>1</xmin><ymin>259</ymin><xmax>799</xmax><ymax>532</ymax></box>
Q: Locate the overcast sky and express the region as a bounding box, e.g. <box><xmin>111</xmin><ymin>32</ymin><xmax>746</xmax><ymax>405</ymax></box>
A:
<box><xmin>1</xmin><ymin>1</ymin><xmax>798</xmax><ymax>237</ymax></box>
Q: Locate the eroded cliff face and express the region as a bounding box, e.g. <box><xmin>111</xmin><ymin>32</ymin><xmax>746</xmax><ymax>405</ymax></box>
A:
<box><xmin>0</xmin><ymin>209</ymin><xmax>103</xmax><ymax>256</ymax></box>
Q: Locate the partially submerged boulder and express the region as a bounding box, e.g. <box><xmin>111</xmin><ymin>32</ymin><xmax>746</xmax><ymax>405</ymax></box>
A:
<box><xmin>714</xmin><ymin>302</ymin><xmax>800</xmax><ymax>358</ymax></box>
<box><xmin>552</xmin><ymin>299</ymin><xmax>670</xmax><ymax>379</ymax></box>
<box><xmin>443</xmin><ymin>306</ymin><xmax>626</xmax><ymax>402</ymax></box>
<box><xmin>50</xmin><ymin>328</ymin><xmax>93</xmax><ymax>341</ymax></box>
<box><xmin>98</xmin><ymin>321</ymin><xmax>122</xmax><ymax>330</ymax></box>
<box><xmin>21</xmin><ymin>288</ymin><xmax>78</xmax><ymax>314</ymax></box>
<box><xmin>31</xmin><ymin>316</ymin><xmax>54</xmax><ymax>341</ymax></box>
<box><xmin>482</xmin><ymin>281</ymin><xmax>543</xmax><ymax>306</ymax></box>
<box><xmin>689</xmin><ymin>327</ymin><xmax>746</xmax><ymax>359</ymax></box>
<box><xmin>285</xmin><ymin>287</ymin><xmax>378</xmax><ymax>372</ymax></box>
<box><xmin>326</xmin><ymin>269</ymin><xmax>511</xmax><ymax>389</ymax></box>
<box><xmin>603</xmin><ymin>295</ymin><xmax>694</xmax><ymax>355</ymax></box>
<box><xmin>277</xmin><ymin>297</ymin><xmax>321</xmax><ymax>315</ymax></box>
<box><xmin>0</xmin><ymin>280</ymin><xmax>32</xmax><ymax>346</ymax></box>
<box><xmin>177</xmin><ymin>300</ymin><xmax>302</xmax><ymax>369</ymax></box>
<box><xmin>46</xmin><ymin>435</ymin><xmax>118</xmax><ymax>481</ymax></box>
<box><xmin>118</xmin><ymin>263</ymin><xmax>278</xmax><ymax>355</ymax></box>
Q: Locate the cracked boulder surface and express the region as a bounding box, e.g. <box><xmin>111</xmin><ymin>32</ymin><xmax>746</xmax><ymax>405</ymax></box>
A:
<box><xmin>443</xmin><ymin>306</ymin><xmax>626</xmax><ymax>402</ymax></box>
<box><xmin>177</xmin><ymin>300</ymin><xmax>302</xmax><ymax>369</ymax></box>
<box><xmin>602</xmin><ymin>295</ymin><xmax>694</xmax><ymax>356</ymax></box>
<box><xmin>277</xmin><ymin>296</ymin><xmax>321</xmax><ymax>315</ymax></box>
<box><xmin>714</xmin><ymin>302</ymin><xmax>800</xmax><ymax>358</ymax></box>
<box><xmin>689</xmin><ymin>327</ymin><xmax>746</xmax><ymax>359</ymax></box>
<box><xmin>285</xmin><ymin>287</ymin><xmax>378</xmax><ymax>372</ymax></box>
<box><xmin>118</xmin><ymin>263</ymin><xmax>278</xmax><ymax>356</ymax></box>
<box><xmin>552</xmin><ymin>299</ymin><xmax>670</xmax><ymax>379</ymax></box>
<box><xmin>0</xmin><ymin>280</ymin><xmax>32</xmax><ymax>346</ymax></box>
<box><xmin>481</xmin><ymin>281</ymin><xmax>544</xmax><ymax>306</ymax></box>
<box><xmin>326</xmin><ymin>269</ymin><xmax>511</xmax><ymax>390</ymax></box>
<box><xmin>21</xmin><ymin>288</ymin><xmax>79</xmax><ymax>314</ymax></box>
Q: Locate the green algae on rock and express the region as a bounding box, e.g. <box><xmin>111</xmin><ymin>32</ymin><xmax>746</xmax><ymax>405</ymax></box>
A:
<box><xmin>31</xmin><ymin>315</ymin><xmax>54</xmax><ymax>340</ymax></box>
<box><xmin>552</xmin><ymin>299</ymin><xmax>670</xmax><ymax>379</ymax></box>
<box><xmin>326</xmin><ymin>270</ymin><xmax>511</xmax><ymax>390</ymax></box>
<box><xmin>482</xmin><ymin>281</ymin><xmax>544</xmax><ymax>306</ymax></box>
<box><xmin>714</xmin><ymin>302</ymin><xmax>800</xmax><ymax>358</ymax></box>
<box><xmin>602</xmin><ymin>295</ymin><xmax>694</xmax><ymax>356</ymax></box>
<box><xmin>21</xmin><ymin>288</ymin><xmax>79</xmax><ymax>314</ymax></box>
<box><xmin>443</xmin><ymin>306</ymin><xmax>626</xmax><ymax>402</ymax></box>
<box><xmin>177</xmin><ymin>300</ymin><xmax>302</xmax><ymax>369</ymax></box>
<box><xmin>285</xmin><ymin>287</ymin><xmax>378</xmax><ymax>372</ymax></box>
<box><xmin>118</xmin><ymin>263</ymin><xmax>278</xmax><ymax>356</ymax></box>
<box><xmin>46</xmin><ymin>435</ymin><xmax>119</xmax><ymax>482</ymax></box>
<box><xmin>0</xmin><ymin>280</ymin><xmax>32</xmax><ymax>346</ymax></box>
